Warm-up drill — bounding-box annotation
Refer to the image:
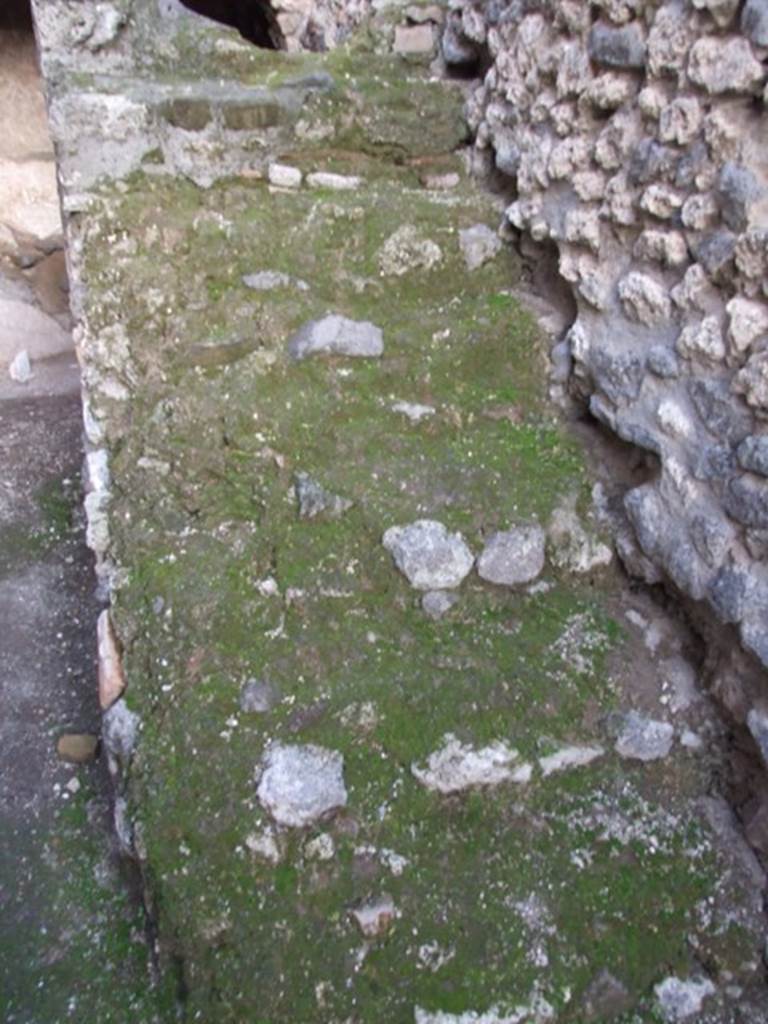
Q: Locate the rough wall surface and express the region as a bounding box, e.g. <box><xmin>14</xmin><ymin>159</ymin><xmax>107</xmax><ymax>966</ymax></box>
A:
<box><xmin>447</xmin><ymin>0</ymin><xmax>768</xmax><ymax>695</ymax></box>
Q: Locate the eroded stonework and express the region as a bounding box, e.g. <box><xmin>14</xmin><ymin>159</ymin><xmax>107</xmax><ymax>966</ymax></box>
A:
<box><xmin>446</xmin><ymin>0</ymin><xmax>768</xmax><ymax>727</ymax></box>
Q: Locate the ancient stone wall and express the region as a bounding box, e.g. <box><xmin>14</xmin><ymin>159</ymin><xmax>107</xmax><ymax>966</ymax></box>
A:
<box><xmin>445</xmin><ymin>0</ymin><xmax>768</xmax><ymax>715</ymax></box>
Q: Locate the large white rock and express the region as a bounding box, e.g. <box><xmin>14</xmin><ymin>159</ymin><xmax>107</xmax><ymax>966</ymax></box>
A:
<box><xmin>691</xmin><ymin>0</ymin><xmax>740</xmax><ymax>29</ymax></box>
<box><xmin>412</xmin><ymin>734</ymin><xmax>531</xmax><ymax>794</ymax></box>
<box><xmin>615</xmin><ymin>712</ymin><xmax>674</xmax><ymax>761</ymax></box>
<box><xmin>8</xmin><ymin>350</ymin><xmax>32</xmax><ymax>383</ymax></box>
<box><xmin>654</xmin><ymin>976</ymin><xmax>716</xmax><ymax>1021</ymax></box>
<box><xmin>268</xmin><ymin>163</ymin><xmax>302</xmax><ymax>188</ymax></box>
<box><xmin>257</xmin><ymin>743</ymin><xmax>347</xmax><ymax>827</ymax></box>
<box><xmin>676</xmin><ymin>317</ymin><xmax>725</xmax><ymax>362</ymax></box>
<box><xmin>287</xmin><ymin>314</ymin><xmax>383</xmax><ymax>360</ymax></box>
<box><xmin>383</xmin><ymin>520</ymin><xmax>474</xmax><ymax>590</ymax></box>
<box><xmin>394</xmin><ymin>23</ymin><xmax>435</xmax><ymax>54</ymax></box>
<box><xmin>634</xmin><ymin>229</ymin><xmax>688</xmax><ymax>268</ymax></box>
<box><xmin>477</xmin><ymin>526</ymin><xmax>546</xmax><ymax>586</ymax></box>
<box><xmin>0</xmin><ymin>158</ymin><xmax>62</xmax><ymax>239</ymax></box>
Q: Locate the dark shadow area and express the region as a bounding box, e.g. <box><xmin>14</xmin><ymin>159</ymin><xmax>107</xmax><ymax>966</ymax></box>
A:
<box><xmin>441</xmin><ymin>9</ymin><xmax>492</xmax><ymax>80</ymax></box>
<box><xmin>179</xmin><ymin>0</ymin><xmax>284</xmax><ymax>49</ymax></box>
<box><xmin>0</xmin><ymin>0</ymin><xmax>33</xmax><ymax>32</ymax></box>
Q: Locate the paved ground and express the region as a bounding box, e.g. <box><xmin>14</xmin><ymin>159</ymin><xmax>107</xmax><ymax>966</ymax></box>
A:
<box><xmin>0</xmin><ymin>358</ymin><xmax>161</xmax><ymax>1023</ymax></box>
<box><xmin>0</xmin><ymin>18</ymin><xmax>160</xmax><ymax>1020</ymax></box>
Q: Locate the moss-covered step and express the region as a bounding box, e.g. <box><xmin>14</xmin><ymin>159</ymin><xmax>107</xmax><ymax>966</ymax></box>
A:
<box><xmin>74</xmin><ymin>42</ymin><xmax>767</xmax><ymax>1024</ymax></box>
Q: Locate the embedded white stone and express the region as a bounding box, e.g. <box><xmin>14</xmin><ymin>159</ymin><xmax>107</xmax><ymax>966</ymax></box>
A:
<box><xmin>654</xmin><ymin>976</ymin><xmax>716</xmax><ymax>1021</ymax></box>
<box><xmin>243</xmin><ymin>270</ymin><xmax>309</xmax><ymax>292</ymax></box>
<box><xmin>615</xmin><ymin>713</ymin><xmax>674</xmax><ymax>761</ymax></box>
<box><xmin>391</xmin><ymin>400</ymin><xmax>436</xmax><ymax>422</ymax></box>
<box><xmin>634</xmin><ymin>229</ymin><xmax>688</xmax><ymax>268</ymax></box>
<box><xmin>564</xmin><ymin>208</ymin><xmax>601</xmax><ymax>253</ymax></box>
<box><xmin>245</xmin><ymin>827</ymin><xmax>281</xmax><ymax>864</ymax></box>
<box><xmin>422</xmin><ymin>590</ymin><xmax>459</xmax><ymax>620</ymax></box>
<box><xmin>306</xmin><ymin>171</ymin><xmax>362</xmax><ymax>190</ymax></box>
<box><xmin>412</xmin><ymin>734</ymin><xmax>529</xmax><ymax>794</ymax></box>
<box><xmin>304</xmin><ymin>832</ymin><xmax>336</xmax><ymax>861</ymax></box>
<box><xmin>681</xmin><ymin>193</ymin><xmax>718</xmax><ymax>231</ymax></box>
<box><xmin>287</xmin><ymin>314</ymin><xmax>383</xmax><ymax>360</ymax></box>
<box><xmin>618</xmin><ymin>272</ymin><xmax>672</xmax><ymax>326</ymax></box>
<box><xmin>640</xmin><ymin>184</ymin><xmax>684</xmax><ymax>220</ymax></box>
<box><xmin>268</xmin><ymin>163</ymin><xmax>302</xmax><ymax>188</ymax></box>
<box><xmin>538</xmin><ymin>746</ymin><xmax>604</xmax><ymax>777</ymax></box>
<box><xmin>477</xmin><ymin>526</ymin><xmax>546</xmax><ymax>586</ymax></box>
<box><xmin>415</xmin><ymin>995</ymin><xmax>555</xmax><ymax>1023</ymax></box>
<box><xmin>688</xmin><ymin>37</ymin><xmax>763</xmax><ymax>94</ymax></box>
<box><xmin>548</xmin><ymin>505</ymin><xmax>613</xmax><ymax>574</ymax></box>
<box><xmin>383</xmin><ymin>520</ymin><xmax>474</xmax><ymax>590</ymax></box>
<box><xmin>102</xmin><ymin>698</ymin><xmax>140</xmax><ymax>772</ymax></box>
<box><xmin>459</xmin><ymin>223</ymin><xmax>502</xmax><ymax>271</ymax></box>
<box><xmin>676</xmin><ymin>317</ymin><xmax>725</xmax><ymax>362</ymax></box>
<box><xmin>657</xmin><ymin>398</ymin><xmax>695</xmax><ymax>438</ymax></box>
<box><xmin>378</xmin><ymin>225</ymin><xmax>442</xmax><ymax>277</ymax></box>
<box><xmin>351</xmin><ymin>895</ymin><xmax>397</xmax><ymax>937</ymax></box>
<box><xmin>726</xmin><ymin>296</ymin><xmax>768</xmax><ymax>355</ymax></box>
<box><xmin>746</xmin><ymin>708</ymin><xmax>768</xmax><ymax>766</ymax></box>
<box><xmin>256</xmin><ymin>743</ymin><xmax>347</xmax><ymax>827</ymax></box>
<box><xmin>659</xmin><ymin>97</ymin><xmax>702</xmax><ymax>145</ymax></box>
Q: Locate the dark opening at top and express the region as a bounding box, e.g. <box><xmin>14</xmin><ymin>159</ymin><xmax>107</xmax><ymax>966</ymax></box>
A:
<box><xmin>0</xmin><ymin>0</ymin><xmax>34</xmax><ymax>32</ymax></box>
<box><xmin>179</xmin><ymin>0</ymin><xmax>284</xmax><ymax>50</ymax></box>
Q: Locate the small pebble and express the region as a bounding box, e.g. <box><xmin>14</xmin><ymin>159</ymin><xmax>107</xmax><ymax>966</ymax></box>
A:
<box><xmin>9</xmin><ymin>349</ymin><xmax>33</xmax><ymax>383</ymax></box>
<box><xmin>268</xmin><ymin>163</ymin><xmax>302</xmax><ymax>188</ymax></box>
<box><xmin>56</xmin><ymin>733</ymin><xmax>99</xmax><ymax>764</ymax></box>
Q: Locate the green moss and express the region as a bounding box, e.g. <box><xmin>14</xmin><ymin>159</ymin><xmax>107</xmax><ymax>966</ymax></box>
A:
<box><xmin>76</xmin><ymin>34</ymin><xmax>765</xmax><ymax>1024</ymax></box>
<box><xmin>36</xmin><ymin>475</ymin><xmax>77</xmax><ymax>537</ymax></box>
<box><xmin>0</xmin><ymin>474</ymin><xmax>78</xmax><ymax>578</ymax></box>
<box><xmin>0</xmin><ymin>522</ymin><xmax>49</xmax><ymax>576</ymax></box>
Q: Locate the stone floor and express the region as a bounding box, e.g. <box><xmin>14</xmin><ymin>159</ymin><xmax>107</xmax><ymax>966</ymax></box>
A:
<box><xmin>0</xmin><ymin>359</ymin><xmax>158</xmax><ymax>1022</ymax></box>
